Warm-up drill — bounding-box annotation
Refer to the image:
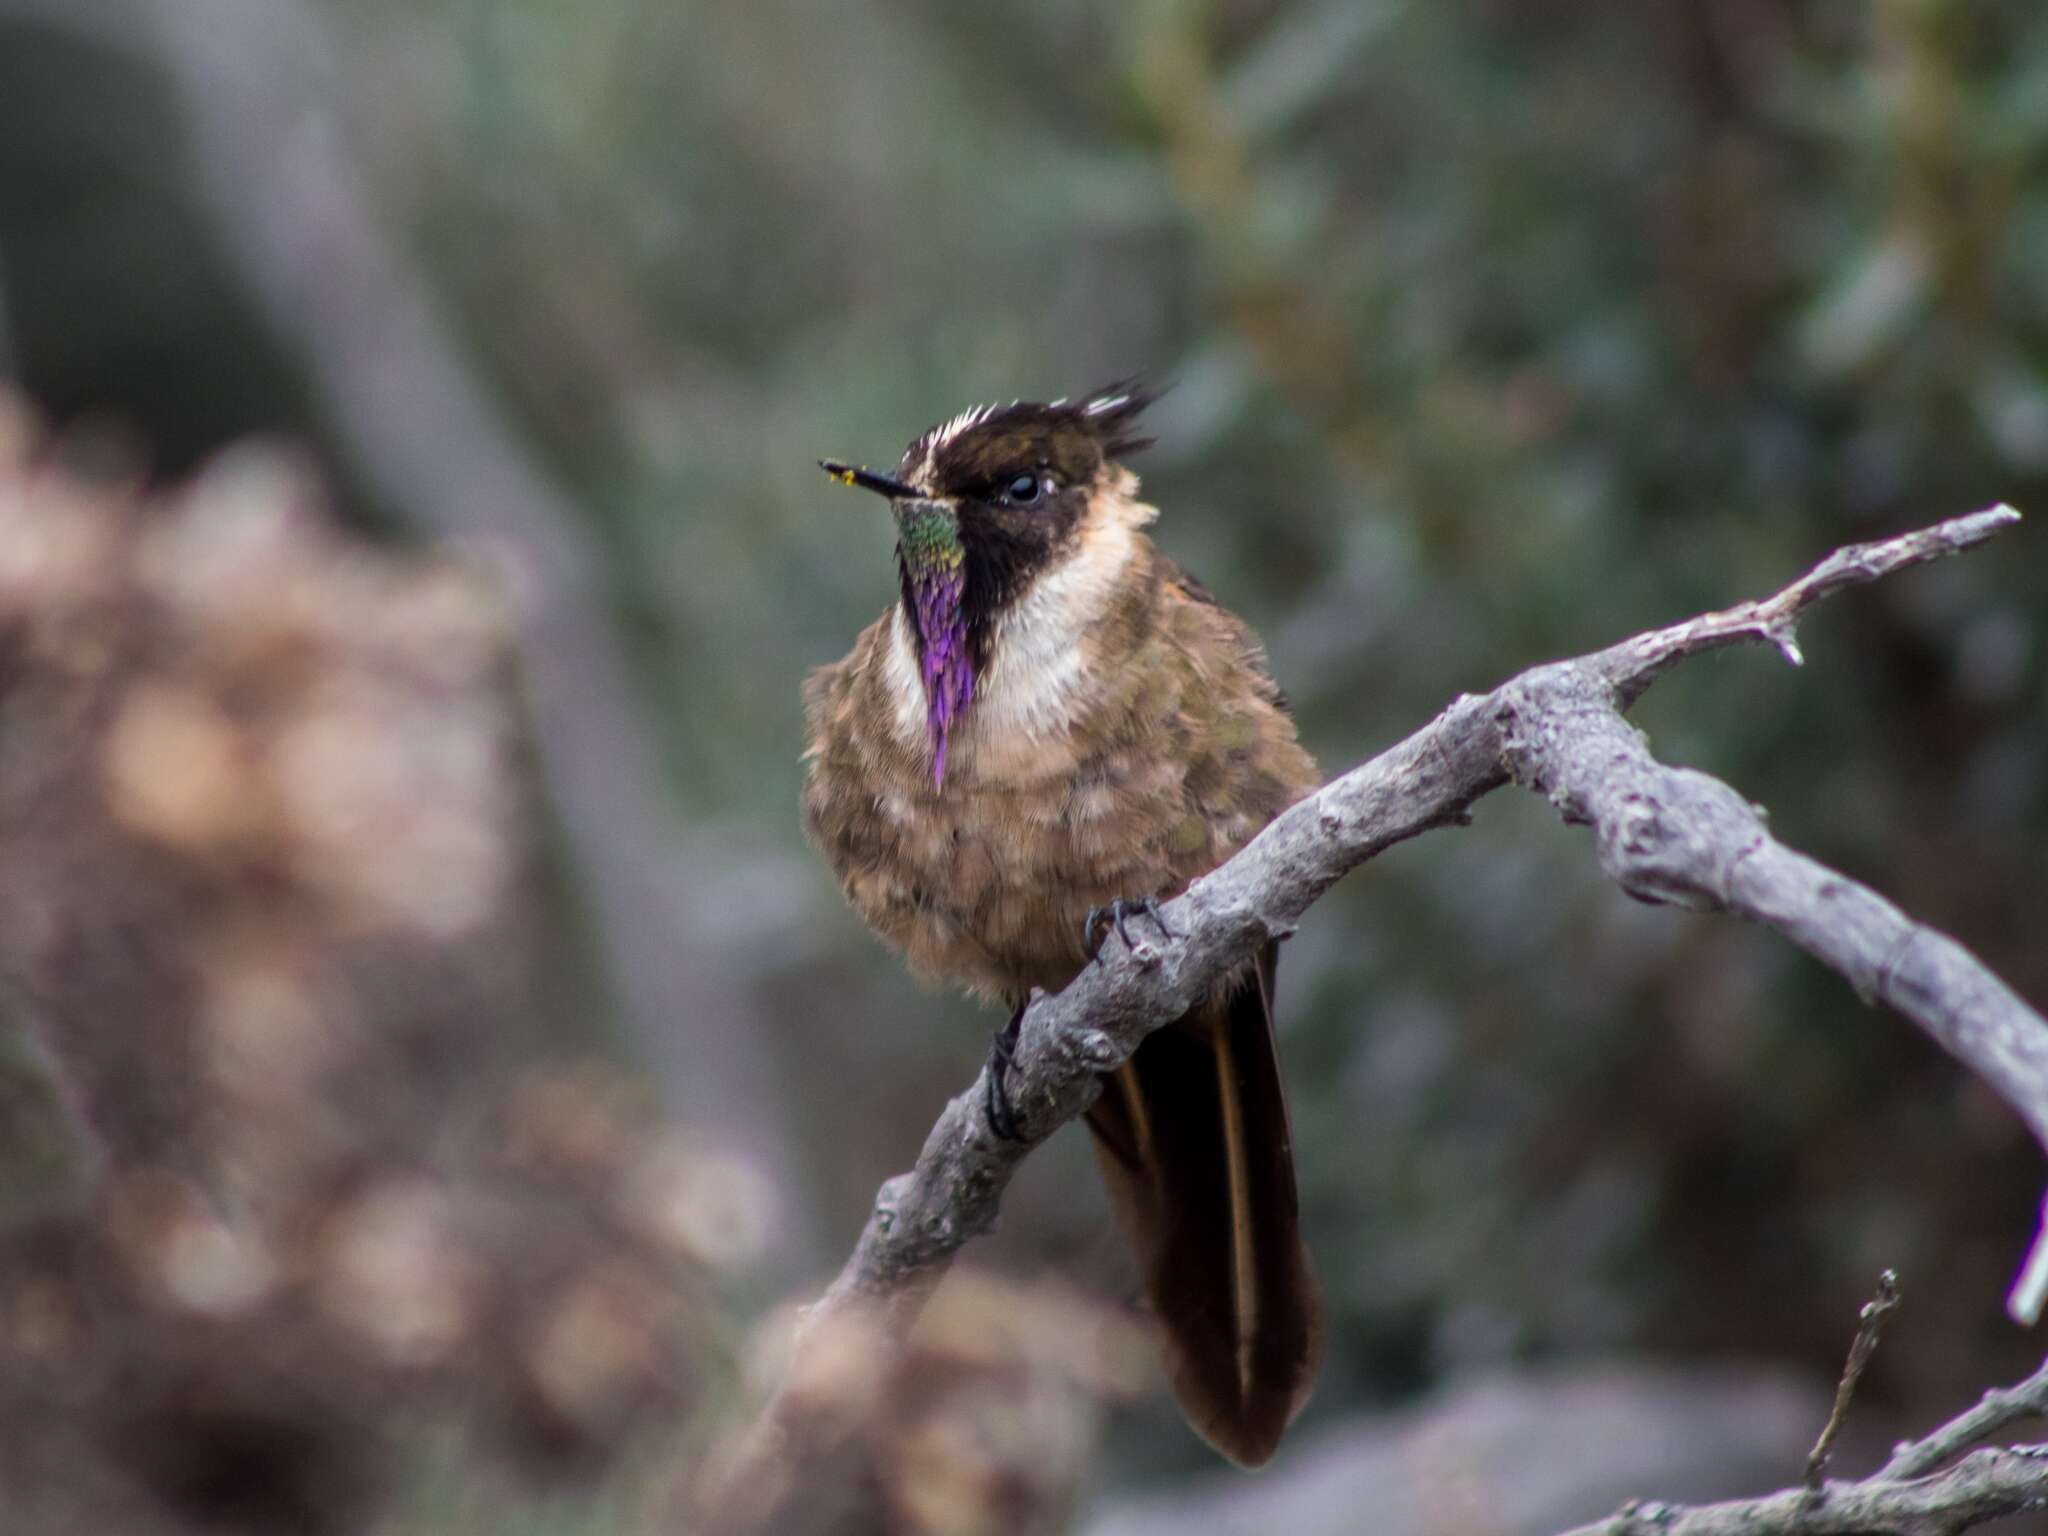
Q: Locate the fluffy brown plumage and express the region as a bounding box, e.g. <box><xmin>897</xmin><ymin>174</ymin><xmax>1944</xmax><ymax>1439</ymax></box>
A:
<box><xmin>802</xmin><ymin>387</ymin><xmax>1322</xmax><ymax>1465</ymax></box>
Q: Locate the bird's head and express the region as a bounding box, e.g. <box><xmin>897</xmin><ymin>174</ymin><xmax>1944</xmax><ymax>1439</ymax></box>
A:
<box><xmin>820</xmin><ymin>382</ymin><xmax>1157</xmax><ymax>783</ymax></box>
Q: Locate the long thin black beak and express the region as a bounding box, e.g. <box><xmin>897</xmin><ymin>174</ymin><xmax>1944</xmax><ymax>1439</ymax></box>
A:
<box><xmin>820</xmin><ymin>459</ymin><xmax>919</xmax><ymax>500</ymax></box>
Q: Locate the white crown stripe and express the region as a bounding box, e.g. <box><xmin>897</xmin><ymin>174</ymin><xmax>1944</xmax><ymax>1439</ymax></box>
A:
<box><xmin>931</xmin><ymin>402</ymin><xmax>998</xmax><ymax>448</ymax></box>
<box><xmin>913</xmin><ymin>401</ymin><xmax>1003</xmax><ymax>480</ymax></box>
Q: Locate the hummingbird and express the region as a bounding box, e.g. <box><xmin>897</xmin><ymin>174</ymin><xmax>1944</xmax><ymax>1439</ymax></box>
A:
<box><xmin>802</xmin><ymin>384</ymin><xmax>1321</xmax><ymax>1466</ymax></box>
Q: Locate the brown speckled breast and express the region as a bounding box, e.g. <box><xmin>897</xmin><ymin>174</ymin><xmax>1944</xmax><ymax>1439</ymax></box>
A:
<box><xmin>802</xmin><ymin>501</ymin><xmax>1318</xmax><ymax>1005</ymax></box>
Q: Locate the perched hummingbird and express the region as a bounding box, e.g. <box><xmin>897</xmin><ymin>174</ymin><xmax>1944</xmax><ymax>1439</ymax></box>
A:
<box><xmin>803</xmin><ymin>385</ymin><xmax>1321</xmax><ymax>1466</ymax></box>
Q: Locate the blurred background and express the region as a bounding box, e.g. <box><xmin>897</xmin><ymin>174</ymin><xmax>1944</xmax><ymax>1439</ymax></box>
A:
<box><xmin>1</xmin><ymin>0</ymin><xmax>2046</xmax><ymax>1531</ymax></box>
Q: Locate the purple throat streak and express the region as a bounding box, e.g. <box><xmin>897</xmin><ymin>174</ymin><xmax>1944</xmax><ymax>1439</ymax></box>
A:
<box><xmin>910</xmin><ymin>566</ymin><xmax>974</xmax><ymax>787</ymax></box>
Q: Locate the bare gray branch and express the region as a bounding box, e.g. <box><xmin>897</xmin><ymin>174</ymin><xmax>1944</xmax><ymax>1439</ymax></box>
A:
<box><xmin>728</xmin><ymin>507</ymin><xmax>2046</xmax><ymax>1531</ymax></box>
<box><xmin>808</xmin><ymin>506</ymin><xmax>2037</xmax><ymax>1329</ymax></box>
<box><xmin>1561</xmin><ymin>1350</ymin><xmax>2048</xmax><ymax>1536</ymax></box>
<box><xmin>1882</xmin><ymin>1353</ymin><xmax>2048</xmax><ymax>1481</ymax></box>
<box><xmin>1558</xmin><ymin>1442</ymin><xmax>2048</xmax><ymax>1536</ymax></box>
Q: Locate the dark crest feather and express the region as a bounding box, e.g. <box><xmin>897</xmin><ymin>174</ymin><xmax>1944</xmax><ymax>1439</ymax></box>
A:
<box><xmin>1076</xmin><ymin>376</ymin><xmax>1160</xmax><ymax>459</ymax></box>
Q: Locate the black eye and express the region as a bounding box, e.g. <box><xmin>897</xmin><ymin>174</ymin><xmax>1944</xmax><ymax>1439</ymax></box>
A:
<box><xmin>1005</xmin><ymin>472</ymin><xmax>1043</xmax><ymax>504</ymax></box>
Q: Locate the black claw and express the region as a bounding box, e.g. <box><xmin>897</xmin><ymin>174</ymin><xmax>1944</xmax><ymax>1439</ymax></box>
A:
<box><xmin>984</xmin><ymin>1069</ymin><xmax>1020</xmax><ymax>1141</ymax></box>
<box><xmin>1084</xmin><ymin>895</ymin><xmax>1178</xmax><ymax>962</ymax></box>
<box><xmin>1082</xmin><ymin>905</ymin><xmax>1107</xmax><ymax>955</ymax></box>
<box><xmin>1137</xmin><ymin>895</ymin><xmax>1178</xmax><ymax>940</ymax></box>
<box><xmin>983</xmin><ymin>1002</ymin><xmax>1026</xmax><ymax>1142</ymax></box>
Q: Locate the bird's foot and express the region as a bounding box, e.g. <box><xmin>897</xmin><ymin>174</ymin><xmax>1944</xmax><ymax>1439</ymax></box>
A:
<box><xmin>1083</xmin><ymin>895</ymin><xmax>1178</xmax><ymax>962</ymax></box>
<box><xmin>983</xmin><ymin>1000</ymin><xmax>1027</xmax><ymax>1142</ymax></box>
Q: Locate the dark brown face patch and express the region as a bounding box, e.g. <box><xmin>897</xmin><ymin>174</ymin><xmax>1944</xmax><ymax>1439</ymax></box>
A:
<box><xmin>953</xmin><ymin>479</ymin><xmax>1088</xmax><ymax>670</ymax></box>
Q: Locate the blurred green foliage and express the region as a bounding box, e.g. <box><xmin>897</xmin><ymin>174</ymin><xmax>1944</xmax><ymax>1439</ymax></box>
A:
<box><xmin>5</xmin><ymin>0</ymin><xmax>2048</xmax><ymax>1503</ymax></box>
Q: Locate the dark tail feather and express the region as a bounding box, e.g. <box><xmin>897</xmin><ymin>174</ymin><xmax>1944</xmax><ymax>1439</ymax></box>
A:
<box><xmin>1084</xmin><ymin>943</ymin><xmax>1321</xmax><ymax>1466</ymax></box>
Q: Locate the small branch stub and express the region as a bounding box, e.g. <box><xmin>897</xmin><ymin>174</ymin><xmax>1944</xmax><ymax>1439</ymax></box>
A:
<box><xmin>1807</xmin><ymin>1268</ymin><xmax>1902</xmax><ymax>1491</ymax></box>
